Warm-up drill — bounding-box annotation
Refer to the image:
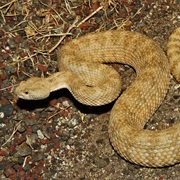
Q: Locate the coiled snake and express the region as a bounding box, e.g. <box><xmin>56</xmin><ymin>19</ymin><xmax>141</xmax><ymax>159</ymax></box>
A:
<box><xmin>15</xmin><ymin>27</ymin><xmax>180</xmax><ymax>167</ymax></box>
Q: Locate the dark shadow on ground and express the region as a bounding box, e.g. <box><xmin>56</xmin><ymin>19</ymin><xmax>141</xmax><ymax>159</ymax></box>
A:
<box><xmin>16</xmin><ymin>88</ymin><xmax>116</xmax><ymax>114</ymax></box>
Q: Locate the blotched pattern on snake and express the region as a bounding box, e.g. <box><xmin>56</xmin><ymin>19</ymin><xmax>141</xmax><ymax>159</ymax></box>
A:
<box><xmin>15</xmin><ymin>27</ymin><xmax>180</xmax><ymax>167</ymax></box>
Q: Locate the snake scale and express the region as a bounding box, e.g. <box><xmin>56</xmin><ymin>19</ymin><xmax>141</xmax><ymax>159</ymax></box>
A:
<box><xmin>15</xmin><ymin>27</ymin><xmax>180</xmax><ymax>167</ymax></box>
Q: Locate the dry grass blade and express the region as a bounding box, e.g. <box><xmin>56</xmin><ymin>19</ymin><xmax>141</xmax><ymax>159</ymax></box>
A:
<box><xmin>48</xmin><ymin>6</ymin><xmax>103</xmax><ymax>53</ymax></box>
<box><xmin>0</xmin><ymin>0</ymin><xmax>17</xmax><ymax>10</ymax></box>
<box><xmin>1</xmin><ymin>120</ymin><xmax>23</xmax><ymax>147</ymax></box>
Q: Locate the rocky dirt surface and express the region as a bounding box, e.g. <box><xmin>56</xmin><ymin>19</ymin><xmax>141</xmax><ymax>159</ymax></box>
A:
<box><xmin>0</xmin><ymin>0</ymin><xmax>179</xmax><ymax>179</ymax></box>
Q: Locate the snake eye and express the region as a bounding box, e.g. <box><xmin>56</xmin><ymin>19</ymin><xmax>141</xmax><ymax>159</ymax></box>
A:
<box><xmin>24</xmin><ymin>91</ymin><xmax>29</xmax><ymax>95</ymax></box>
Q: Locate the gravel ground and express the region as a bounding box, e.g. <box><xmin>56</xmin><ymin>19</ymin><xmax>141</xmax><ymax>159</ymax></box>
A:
<box><xmin>0</xmin><ymin>0</ymin><xmax>179</xmax><ymax>179</ymax></box>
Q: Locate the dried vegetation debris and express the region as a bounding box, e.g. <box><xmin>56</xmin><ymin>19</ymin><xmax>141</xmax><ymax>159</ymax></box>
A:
<box><xmin>0</xmin><ymin>0</ymin><xmax>179</xmax><ymax>179</ymax></box>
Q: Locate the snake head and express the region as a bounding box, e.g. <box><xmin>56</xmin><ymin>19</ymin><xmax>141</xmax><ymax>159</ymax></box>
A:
<box><xmin>15</xmin><ymin>77</ymin><xmax>51</xmax><ymax>100</ymax></box>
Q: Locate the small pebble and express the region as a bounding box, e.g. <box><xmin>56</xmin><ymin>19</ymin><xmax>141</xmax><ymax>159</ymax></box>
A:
<box><xmin>93</xmin><ymin>157</ymin><xmax>109</xmax><ymax>168</ymax></box>
<box><xmin>26</xmin><ymin>133</ymin><xmax>38</xmax><ymax>148</ymax></box>
<box><xmin>0</xmin><ymin>104</ymin><xmax>14</xmax><ymax>119</ymax></box>
<box><xmin>32</xmin><ymin>152</ymin><xmax>44</xmax><ymax>162</ymax></box>
<box><xmin>15</xmin><ymin>142</ymin><xmax>32</xmax><ymax>157</ymax></box>
<box><xmin>37</xmin><ymin>130</ymin><xmax>45</xmax><ymax>139</ymax></box>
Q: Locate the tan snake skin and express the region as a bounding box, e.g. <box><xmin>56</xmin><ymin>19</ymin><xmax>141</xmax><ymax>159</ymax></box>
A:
<box><xmin>15</xmin><ymin>28</ymin><xmax>180</xmax><ymax>167</ymax></box>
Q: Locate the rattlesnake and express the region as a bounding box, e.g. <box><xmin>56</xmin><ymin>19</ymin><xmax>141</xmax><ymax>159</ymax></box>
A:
<box><xmin>15</xmin><ymin>27</ymin><xmax>180</xmax><ymax>167</ymax></box>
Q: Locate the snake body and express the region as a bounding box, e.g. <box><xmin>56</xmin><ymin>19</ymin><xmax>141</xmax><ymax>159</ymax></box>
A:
<box><xmin>15</xmin><ymin>28</ymin><xmax>180</xmax><ymax>167</ymax></box>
